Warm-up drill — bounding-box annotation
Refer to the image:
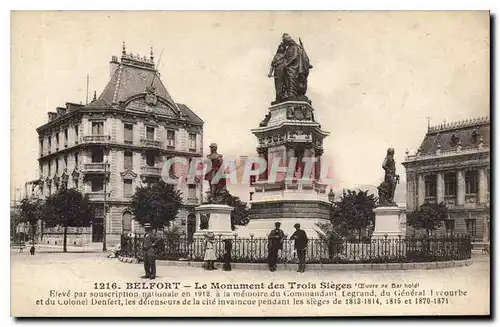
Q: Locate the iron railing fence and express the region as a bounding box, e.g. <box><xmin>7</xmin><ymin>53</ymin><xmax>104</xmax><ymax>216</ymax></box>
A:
<box><xmin>120</xmin><ymin>234</ymin><xmax>472</xmax><ymax>264</ymax></box>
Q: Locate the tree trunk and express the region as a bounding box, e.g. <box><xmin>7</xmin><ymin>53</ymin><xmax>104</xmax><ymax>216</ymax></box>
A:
<box><xmin>63</xmin><ymin>226</ymin><xmax>68</xmax><ymax>253</ymax></box>
<box><xmin>31</xmin><ymin>224</ymin><xmax>36</xmax><ymax>245</ymax></box>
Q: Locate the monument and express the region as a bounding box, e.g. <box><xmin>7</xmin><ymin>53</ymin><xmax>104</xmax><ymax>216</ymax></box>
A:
<box><xmin>193</xmin><ymin>143</ymin><xmax>234</xmax><ymax>239</ymax></box>
<box><xmin>241</xmin><ymin>33</ymin><xmax>331</xmax><ymax>238</ymax></box>
<box><xmin>372</xmin><ymin>148</ymin><xmax>404</xmax><ymax>238</ymax></box>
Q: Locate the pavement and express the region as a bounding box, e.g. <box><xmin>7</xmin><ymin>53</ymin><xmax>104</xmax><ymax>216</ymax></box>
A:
<box><xmin>10</xmin><ymin>251</ymin><xmax>490</xmax><ymax>317</ymax></box>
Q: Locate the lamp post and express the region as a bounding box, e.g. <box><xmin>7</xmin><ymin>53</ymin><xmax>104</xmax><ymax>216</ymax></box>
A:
<box><xmin>102</xmin><ymin>161</ymin><xmax>109</xmax><ymax>252</ymax></box>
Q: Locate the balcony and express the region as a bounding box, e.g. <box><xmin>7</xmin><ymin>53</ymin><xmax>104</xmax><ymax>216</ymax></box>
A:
<box><xmin>140</xmin><ymin>166</ymin><xmax>162</xmax><ymax>177</ymax></box>
<box><xmin>185</xmin><ymin>196</ymin><xmax>200</xmax><ymax>206</ymax></box>
<box><xmin>465</xmin><ymin>194</ymin><xmax>478</xmax><ymax>205</ymax></box>
<box><xmin>86</xmin><ymin>192</ymin><xmax>111</xmax><ymax>202</ymax></box>
<box><xmin>83</xmin><ymin>162</ymin><xmax>109</xmax><ymax>174</ymax></box>
<box><xmin>141</xmin><ymin>139</ymin><xmax>163</xmax><ymax>149</ymax></box>
<box><xmin>81</xmin><ymin>135</ymin><xmax>111</xmax><ymax>144</ymax></box>
<box><xmin>444</xmin><ymin>195</ymin><xmax>456</xmax><ymax>206</ymax></box>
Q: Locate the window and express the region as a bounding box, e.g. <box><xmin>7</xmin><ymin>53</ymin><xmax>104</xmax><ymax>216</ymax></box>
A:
<box><xmin>122</xmin><ymin>211</ymin><xmax>133</xmax><ymax>232</ymax></box>
<box><xmin>48</xmin><ymin>138</ymin><xmax>52</xmax><ymax>152</ymax></box>
<box><xmin>91</xmin><ymin>177</ymin><xmax>104</xmax><ymax>192</ymax></box>
<box><xmin>39</xmin><ymin>139</ymin><xmax>43</xmax><ymax>155</ymax></box>
<box><xmin>123</xmin><ymin>180</ymin><xmax>133</xmax><ymax>197</ymax></box>
<box><xmin>74</xmin><ymin>125</ymin><xmax>79</xmax><ymax>143</ymax></box>
<box><xmin>75</xmin><ymin>153</ymin><xmax>79</xmax><ymax>167</ymax></box>
<box><xmin>55</xmin><ymin>133</ymin><xmax>60</xmax><ymax>149</ymax></box>
<box><xmin>465</xmin><ymin>219</ymin><xmax>477</xmax><ymax>238</ymax></box>
<box><xmin>124</xmin><ymin>151</ymin><xmax>133</xmax><ymax>170</ymax></box>
<box><xmin>91</xmin><ymin>148</ymin><xmax>104</xmax><ymax>163</ymax></box>
<box><xmin>424</xmin><ymin>174</ymin><xmax>437</xmax><ymax>198</ymax></box>
<box><xmin>167</xmin><ymin>130</ymin><xmax>175</xmax><ymax>147</ymax></box>
<box><xmin>92</xmin><ymin>122</ymin><xmax>104</xmax><ymax>135</ymax></box>
<box><xmin>48</xmin><ymin>161</ymin><xmax>51</xmax><ymax>175</ymax></box>
<box><xmin>146</xmin><ymin>127</ymin><xmax>155</xmax><ymax>140</ymax></box>
<box><xmin>444</xmin><ymin>220</ymin><xmax>455</xmax><ymax>236</ymax></box>
<box><xmin>189</xmin><ymin>133</ymin><xmax>197</xmax><ymax>151</ymax></box>
<box><xmin>55</xmin><ymin>159</ymin><xmax>59</xmax><ymax>174</ymax></box>
<box><xmin>444</xmin><ymin>172</ymin><xmax>457</xmax><ymax>196</ymax></box>
<box><xmin>124</xmin><ymin>123</ymin><xmax>133</xmax><ymax>144</ymax></box>
<box><xmin>64</xmin><ymin>155</ymin><xmax>68</xmax><ymax>169</ymax></box>
<box><xmin>64</xmin><ymin>129</ymin><xmax>68</xmax><ymax>145</ymax></box>
<box><xmin>465</xmin><ymin>170</ymin><xmax>478</xmax><ymax>194</ymax></box>
<box><xmin>146</xmin><ymin>153</ymin><xmax>155</xmax><ymax>167</ymax></box>
<box><xmin>188</xmin><ymin>184</ymin><xmax>196</xmax><ymax>190</ymax></box>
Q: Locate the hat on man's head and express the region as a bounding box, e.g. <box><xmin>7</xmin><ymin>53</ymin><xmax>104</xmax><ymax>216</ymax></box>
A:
<box><xmin>294</xmin><ymin>223</ymin><xmax>301</xmax><ymax>228</ymax></box>
<box><xmin>275</xmin><ymin>222</ymin><xmax>281</xmax><ymax>227</ymax></box>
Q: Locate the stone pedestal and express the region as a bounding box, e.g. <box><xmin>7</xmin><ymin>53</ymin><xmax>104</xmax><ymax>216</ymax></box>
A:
<box><xmin>193</xmin><ymin>204</ymin><xmax>235</xmax><ymax>239</ymax></box>
<box><xmin>372</xmin><ymin>206</ymin><xmax>404</xmax><ymax>238</ymax></box>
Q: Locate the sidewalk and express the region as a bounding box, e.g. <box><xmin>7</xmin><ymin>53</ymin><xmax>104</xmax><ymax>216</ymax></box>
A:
<box><xmin>11</xmin><ymin>242</ymin><xmax>105</xmax><ymax>253</ymax></box>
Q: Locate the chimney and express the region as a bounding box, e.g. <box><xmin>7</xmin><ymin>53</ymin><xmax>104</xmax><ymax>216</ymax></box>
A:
<box><xmin>110</xmin><ymin>55</ymin><xmax>119</xmax><ymax>78</ymax></box>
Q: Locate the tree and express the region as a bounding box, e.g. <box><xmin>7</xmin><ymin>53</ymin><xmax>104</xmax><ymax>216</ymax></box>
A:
<box><xmin>19</xmin><ymin>197</ymin><xmax>43</xmax><ymax>244</ymax></box>
<box><xmin>10</xmin><ymin>208</ymin><xmax>21</xmax><ymax>242</ymax></box>
<box><xmin>406</xmin><ymin>201</ymin><xmax>448</xmax><ymax>237</ymax></box>
<box><xmin>330</xmin><ymin>189</ymin><xmax>377</xmax><ymax>239</ymax></box>
<box><xmin>130</xmin><ymin>181</ymin><xmax>183</xmax><ymax>230</ymax></box>
<box><xmin>207</xmin><ymin>189</ymin><xmax>250</xmax><ymax>230</ymax></box>
<box><xmin>315</xmin><ymin>222</ymin><xmax>344</xmax><ymax>259</ymax></box>
<box><xmin>42</xmin><ymin>188</ymin><xmax>95</xmax><ymax>252</ymax></box>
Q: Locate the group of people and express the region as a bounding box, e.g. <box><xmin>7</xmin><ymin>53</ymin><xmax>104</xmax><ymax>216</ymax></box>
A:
<box><xmin>267</xmin><ymin>222</ymin><xmax>309</xmax><ymax>273</ymax></box>
<box><xmin>140</xmin><ymin>222</ymin><xmax>309</xmax><ymax>279</ymax></box>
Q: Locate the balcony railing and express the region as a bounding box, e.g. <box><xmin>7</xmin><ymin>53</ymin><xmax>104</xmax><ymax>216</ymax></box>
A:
<box><xmin>140</xmin><ymin>166</ymin><xmax>161</xmax><ymax>176</ymax></box>
<box><xmin>82</xmin><ymin>163</ymin><xmax>107</xmax><ymax>172</ymax></box>
<box><xmin>141</xmin><ymin>139</ymin><xmax>163</xmax><ymax>148</ymax></box>
<box><xmin>81</xmin><ymin>135</ymin><xmax>111</xmax><ymax>144</ymax></box>
<box><xmin>185</xmin><ymin>196</ymin><xmax>200</xmax><ymax>205</ymax></box>
<box><xmin>465</xmin><ymin>194</ymin><xmax>478</xmax><ymax>204</ymax></box>
<box><xmin>86</xmin><ymin>192</ymin><xmax>111</xmax><ymax>201</ymax></box>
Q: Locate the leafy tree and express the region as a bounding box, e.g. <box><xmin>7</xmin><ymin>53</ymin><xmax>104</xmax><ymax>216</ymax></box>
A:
<box><xmin>10</xmin><ymin>208</ymin><xmax>21</xmax><ymax>242</ymax></box>
<box><xmin>207</xmin><ymin>190</ymin><xmax>250</xmax><ymax>230</ymax></box>
<box><xmin>42</xmin><ymin>188</ymin><xmax>95</xmax><ymax>252</ymax></box>
<box><xmin>330</xmin><ymin>189</ymin><xmax>377</xmax><ymax>239</ymax></box>
<box><xmin>406</xmin><ymin>201</ymin><xmax>448</xmax><ymax>237</ymax></box>
<box><xmin>315</xmin><ymin>222</ymin><xmax>344</xmax><ymax>259</ymax></box>
<box><xmin>130</xmin><ymin>181</ymin><xmax>183</xmax><ymax>230</ymax></box>
<box><xmin>19</xmin><ymin>197</ymin><xmax>43</xmax><ymax>244</ymax></box>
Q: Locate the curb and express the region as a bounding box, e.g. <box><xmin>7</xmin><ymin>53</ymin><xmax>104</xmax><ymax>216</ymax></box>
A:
<box><xmin>117</xmin><ymin>256</ymin><xmax>473</xmax><ymax>270</ymax></box>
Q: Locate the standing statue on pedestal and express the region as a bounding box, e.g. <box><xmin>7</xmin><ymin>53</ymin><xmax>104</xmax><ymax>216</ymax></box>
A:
<box><xmin>377</xmin><ymin>148</ymin><xmax>400</xmax><ymax>206</ymax></box>
<box><xmin>205</xmin><ymin>143</ymin><xmax>227</xmax><ymax>204</ymax></box>
<box><xmin>268</xmin><ymin>33</ymin><xmax>313</xmax><ymax>104</ymax></box>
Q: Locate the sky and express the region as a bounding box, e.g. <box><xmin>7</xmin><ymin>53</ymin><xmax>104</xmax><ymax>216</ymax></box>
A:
<box><xmin>10</xmin><ymin>11</ymin><xmax>490</xmax><ymax>201</ymax></box>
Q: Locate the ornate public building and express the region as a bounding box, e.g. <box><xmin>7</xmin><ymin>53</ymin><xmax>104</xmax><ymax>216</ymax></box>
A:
<box><xmin>402</xmin><ymin>117</ymin><xmax>490</xmax><ymax>244</ymax></box>
<box><xmin>28</xmin><ymin>44</ymin><xmax>204</xmax><ymax>246</ymax></box>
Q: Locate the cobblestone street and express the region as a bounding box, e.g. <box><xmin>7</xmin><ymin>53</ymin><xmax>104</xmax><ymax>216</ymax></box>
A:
<box><xmin>11</xmin><ymin>251</ymin><xmax>490</xmax><ymax>317</ymax></box>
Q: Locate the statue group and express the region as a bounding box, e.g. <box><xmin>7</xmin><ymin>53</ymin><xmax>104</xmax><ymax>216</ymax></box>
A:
<box><xmin>268</xmin><ymin>33</ymin><xmax>313</xmax><ymax>104</ymax></box>
<box><xmin>377</xmin><ymin>148</ymin><xmax>400</xmax><ymax>206</ymax></box>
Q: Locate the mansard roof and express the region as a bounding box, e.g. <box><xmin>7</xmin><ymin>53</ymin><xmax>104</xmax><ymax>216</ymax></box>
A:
<box><xmin>418</xmin><ymin>117</ymin><xmax>490</xmax><ymax>154</ymax></box>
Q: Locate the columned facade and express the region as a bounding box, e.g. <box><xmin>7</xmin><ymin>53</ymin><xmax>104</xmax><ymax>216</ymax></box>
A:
<box><xmin>402</xmin><ymin>117</ymin><xmax>490</xmax><ymax>245</ymax></box>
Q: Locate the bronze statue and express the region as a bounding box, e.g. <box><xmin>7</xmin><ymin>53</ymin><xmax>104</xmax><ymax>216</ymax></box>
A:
<box><xmin>269</xmin><ymin>34</ymin><xmax>313</xmax><ymax>104</ymax></box>
<box><xmin>205</xmin><ymin>143</ymin><xmax>227</xmax><ymax>204</ymax></box>
<box><xmin>377</xmin><ymin>148</ymin><xmax>399</xmax><ymax>206</ymax></box>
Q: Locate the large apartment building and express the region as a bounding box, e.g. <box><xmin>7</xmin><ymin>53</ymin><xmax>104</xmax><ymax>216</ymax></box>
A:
<box><xmin>30</xmin><ymin>45</ymin><xmax>204</xmax><ymax>246</ymax></box>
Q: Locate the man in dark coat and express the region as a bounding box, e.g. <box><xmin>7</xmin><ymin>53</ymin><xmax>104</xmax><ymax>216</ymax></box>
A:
<box><xmin>142</xmin><ymin>223</ymin><xmax>160</xmax><ymax>279</ymax></box>
<box><xmin>267</xmin><ymin>222</ymin><xmax>285</xmax><ymax>271</ymax></box>
<box><xmin>290</xmin><ymin>223</ymin><xmax>308</xmax><ymax>272</ymax></box>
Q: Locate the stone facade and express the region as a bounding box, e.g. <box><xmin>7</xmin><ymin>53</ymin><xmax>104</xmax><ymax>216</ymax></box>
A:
<box><xmin>29</xmin><ymin>46</ymin><xmax>203</xmax><ymax>246</ymax></box>
<box><xmin>402</xmin><ymin>117</ymin><xmax>490</xmax><ymax>242</ymax></box>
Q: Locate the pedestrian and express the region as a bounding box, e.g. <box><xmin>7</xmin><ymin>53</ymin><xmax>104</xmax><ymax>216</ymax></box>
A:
<box><xmin>29</xmin><ymin>245</ymin><xmax>35</xmax><ymax>255</ymax></box>
<box><xmin>223</xmin><ymin>239</ymin><xmax>232</xmax><ymax>271</ymax></box>
<box><xmin>142</xmin><ymin>223</ymin><xmax>160</xmax><ymax>279</ymax></box>
<box><xmin>267</xmin><ymin>222</ymin><xmax>285</xmax><ymax>271</ymax></box>
<box><xmin>290</xmin><ymin>223</ymin><xmax>308</xmax><ymax>273</ymax></box>
<box><xmin>204</xmin><ymin>232</ymin><xmax>217</xmax><ymax>270</ymax></box>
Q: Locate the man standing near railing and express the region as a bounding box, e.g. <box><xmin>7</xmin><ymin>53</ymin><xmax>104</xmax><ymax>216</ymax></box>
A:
<box><xmin>143</xmin><ymin>223</ymin><xmax>160</xmax><ymax>279</ymax></box>
<box><xmin>268</xmin><ymin>222</ymin><xmax>285</xmax><ymax>272</ymax></box>
<box><xmin>290</xmin><ymin>223</ymin><xmax>308</xmax><ymax>273</ymax></box>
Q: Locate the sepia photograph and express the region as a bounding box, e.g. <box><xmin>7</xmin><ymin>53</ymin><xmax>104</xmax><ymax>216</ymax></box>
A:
<box><xmin>9</xmin><ymin>10</ymin><xmax>490</xmax><ymax>317</ymax></box>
